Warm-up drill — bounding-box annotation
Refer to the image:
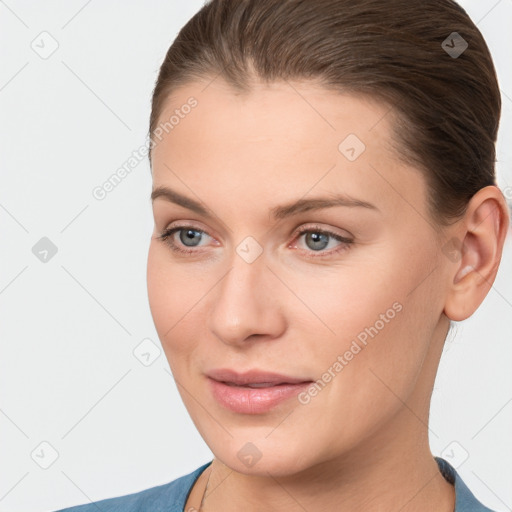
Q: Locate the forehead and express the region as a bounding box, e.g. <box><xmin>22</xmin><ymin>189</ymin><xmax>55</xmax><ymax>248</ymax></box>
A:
<box><xmin>153</xmin><ymin>77</ymin><xmax>394</xmax><ymax>152</ymax></box>
<box><xmin>150</xmin><ymin>78</ymin><xmax>427</xmax><ymax>222</ymax></box>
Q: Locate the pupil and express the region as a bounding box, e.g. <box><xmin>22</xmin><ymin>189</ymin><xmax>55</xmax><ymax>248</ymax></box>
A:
<box><xmin>307</xmin><ymin>232</ymin><xmax>328</xmax><ymax>251</ymax></box>
<box><xmin>180</xmin><ymin>229</ymin><xmax>201</xmax><ymax>246</ymax></box>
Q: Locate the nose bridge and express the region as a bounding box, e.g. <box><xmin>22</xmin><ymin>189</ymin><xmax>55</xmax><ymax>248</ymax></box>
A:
<box><xmin>208</xmin><ymin>244</ymin><xmax>282</xmax><ymax>345</ymax></box>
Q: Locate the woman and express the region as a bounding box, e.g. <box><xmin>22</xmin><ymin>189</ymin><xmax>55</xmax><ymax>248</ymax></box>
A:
<box><xmin>55</xmin><ymin>0</ymin><xmax>509</xmax><ymax>510</ymax></box>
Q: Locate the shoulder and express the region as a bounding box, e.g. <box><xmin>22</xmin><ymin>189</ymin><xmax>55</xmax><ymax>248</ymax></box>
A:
<box><xmin>51</xmin><ymin>461</ymin><xmax>212</xmax><ymax>512</ymax></box>
<box><xmin>435</xmin><ymin>457</ymin><xmax>498</xmax><ymax>512</ymax></box>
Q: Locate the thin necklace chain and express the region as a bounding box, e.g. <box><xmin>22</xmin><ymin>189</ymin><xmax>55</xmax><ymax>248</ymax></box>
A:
<box><xmin>198</xmin><ymin>466</ymin><xmax>213</xmax><ymax>512</ymax></box>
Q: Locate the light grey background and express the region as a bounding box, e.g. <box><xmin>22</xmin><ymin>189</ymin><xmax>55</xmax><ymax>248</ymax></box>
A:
<box><xmin>0</xmin><ymin>1</ymin><xmax>511</xmax><ymax>511</ymax></box>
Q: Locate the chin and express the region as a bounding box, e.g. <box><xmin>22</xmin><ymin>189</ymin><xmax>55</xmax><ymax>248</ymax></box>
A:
<box><xmin>210</xmin><ymin>435</ymin><xmax>318</xmax><ymax>478</ymax></box>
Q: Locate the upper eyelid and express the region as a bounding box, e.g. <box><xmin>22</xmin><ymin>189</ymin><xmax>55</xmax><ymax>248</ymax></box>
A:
<box><xmin>164</xmin><ymin>222</ymin><xmax>215</xmax><ymax>239</ymax></box>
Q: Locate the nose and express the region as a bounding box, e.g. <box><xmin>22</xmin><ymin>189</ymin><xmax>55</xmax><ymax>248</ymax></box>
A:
<box><xmin>207</xmin><ymin>249</ymin><xmax>286</xmax><ymax>347</ymax></box>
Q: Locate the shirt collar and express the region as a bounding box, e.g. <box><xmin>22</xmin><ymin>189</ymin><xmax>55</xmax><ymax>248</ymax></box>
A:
<box><xmin>435</xmin><ymin>457</ymin><xmax>495</xmax><ymax>511</ymax></box>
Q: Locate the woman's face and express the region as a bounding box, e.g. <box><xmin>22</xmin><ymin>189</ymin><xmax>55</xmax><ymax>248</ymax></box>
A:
<box><xmin>147</xmin><ymin>78</ymin><xmax>452</xmax><ymax>476</ymax></box>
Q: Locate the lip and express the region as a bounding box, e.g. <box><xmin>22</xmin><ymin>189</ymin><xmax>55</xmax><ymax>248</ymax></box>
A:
<box><xmin>207</xmin><ymin>368</ymin><xmax>311</xmax><ymax>386</ymax></box>
<box><xmin>206</xmin><ymin>368</ymin><xmax>313</xmax><ymax>414</ymax></box>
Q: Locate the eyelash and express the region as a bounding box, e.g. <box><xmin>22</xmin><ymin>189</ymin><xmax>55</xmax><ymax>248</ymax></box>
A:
<box><xmin>157</xmin><ymin>223</ymin><xmax>354</xmax><ymax>259</ymax></box>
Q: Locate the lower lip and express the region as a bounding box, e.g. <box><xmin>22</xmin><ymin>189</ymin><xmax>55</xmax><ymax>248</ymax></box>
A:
<box><xmin>208</xmin><ymin>378</ymin><xmax>312</xmax><ymax>414</ymax></box>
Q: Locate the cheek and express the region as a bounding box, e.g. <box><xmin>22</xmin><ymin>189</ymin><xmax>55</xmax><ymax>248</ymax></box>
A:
<box><xmin>287</xmin><ymin>264</ymin><xmax>436</xmax><ymax>455</ymax></box>
<box><xmin>147</xmin><ymin>243</ymin><xmax>172</xmax><ymax>335</ymax></box>
<box><xmin>296</xmin><ymin>238</ymin><xmax>439</xmax><ymax>398</ymax></box>
<box><xmin>147</xmin><ymin>244</ymin><xmax>188</xmax><ymax>353</ymax></box>
<box><xmin>146</xmin><ymin>242</ymin><xmax>210</xmax><ymax>366</ymax></box>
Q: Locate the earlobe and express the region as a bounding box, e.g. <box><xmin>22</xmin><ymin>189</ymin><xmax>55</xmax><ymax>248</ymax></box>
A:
<box><xmin>443</xmin><ymin>186</ymin><xmax>510</xmax><ymax>322</ymax></box>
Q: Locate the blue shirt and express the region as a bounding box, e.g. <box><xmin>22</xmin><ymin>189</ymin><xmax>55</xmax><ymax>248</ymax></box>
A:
<box><xmin>53</xmin><ymin>457</ymin><xmax>496</xmax><ymax>512</ymax></box>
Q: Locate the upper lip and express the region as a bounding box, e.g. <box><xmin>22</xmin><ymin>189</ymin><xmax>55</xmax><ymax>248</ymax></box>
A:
<box><xmin>207</xmin><ymin>368</ymin><xmax>312</xmax><ymax>386</ymax></box>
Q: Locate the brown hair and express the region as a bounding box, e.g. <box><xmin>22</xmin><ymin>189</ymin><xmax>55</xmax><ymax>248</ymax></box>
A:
<box><xmin>148</xmin><ymin>0</ymin><xmax>501</xmax><ymax>226</ymax></box>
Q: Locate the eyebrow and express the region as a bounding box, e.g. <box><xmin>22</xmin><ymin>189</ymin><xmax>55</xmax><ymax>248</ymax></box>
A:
<box><xmin>150</xmin><ymin>186</ymin><xmax>379</xmax><ymax>220</ymax></box>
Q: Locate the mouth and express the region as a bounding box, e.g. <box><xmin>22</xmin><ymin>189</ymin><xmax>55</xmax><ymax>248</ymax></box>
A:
<box><xmin>206</xmin><ymin>368</ymin><xmax>314</xmax><ymax>414</ymax></box>
<box><xmin>223</xmin><ymin>382</ymin><xmax>292</xmax><ymax>388</ymax></box>
<box><xmin>207</xmin><ymin>368</ymin><xmax>312</xmax><ymax>386</ymax></box>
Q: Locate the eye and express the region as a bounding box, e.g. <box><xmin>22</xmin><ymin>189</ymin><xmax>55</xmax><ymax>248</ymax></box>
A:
<box><xmin>291</xmin><ymin>224</ymin><xmax>353</xmax><ymax>258</ymax></box>
<box><xmin>156</xmin><ymin>225</ymin><xmax>214</xmax><ymax>255</ymax></box>
<box><xmin>156</xmin><ymin>223</ymin><xmax>353</xmax><ymax>259</ymax></box>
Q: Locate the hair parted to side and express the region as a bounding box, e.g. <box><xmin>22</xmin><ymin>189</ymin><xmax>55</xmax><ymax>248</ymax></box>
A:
<box><xmin>148</xmin><ymin>0</ymin><xmax>501</xmax><ymax>226</ymax></box>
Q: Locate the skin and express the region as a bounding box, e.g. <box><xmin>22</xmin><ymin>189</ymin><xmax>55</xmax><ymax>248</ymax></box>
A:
<box><xmin>146</xmin><ymin>77</ymin><xmax>509</xmax><ymax>512</ymax></box>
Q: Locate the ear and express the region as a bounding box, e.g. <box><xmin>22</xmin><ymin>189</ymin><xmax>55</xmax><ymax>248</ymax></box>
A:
<box><xmin>443</xmin><ymin>185</ymin><xmax>510</xmax><ymax>322</ymax></box>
